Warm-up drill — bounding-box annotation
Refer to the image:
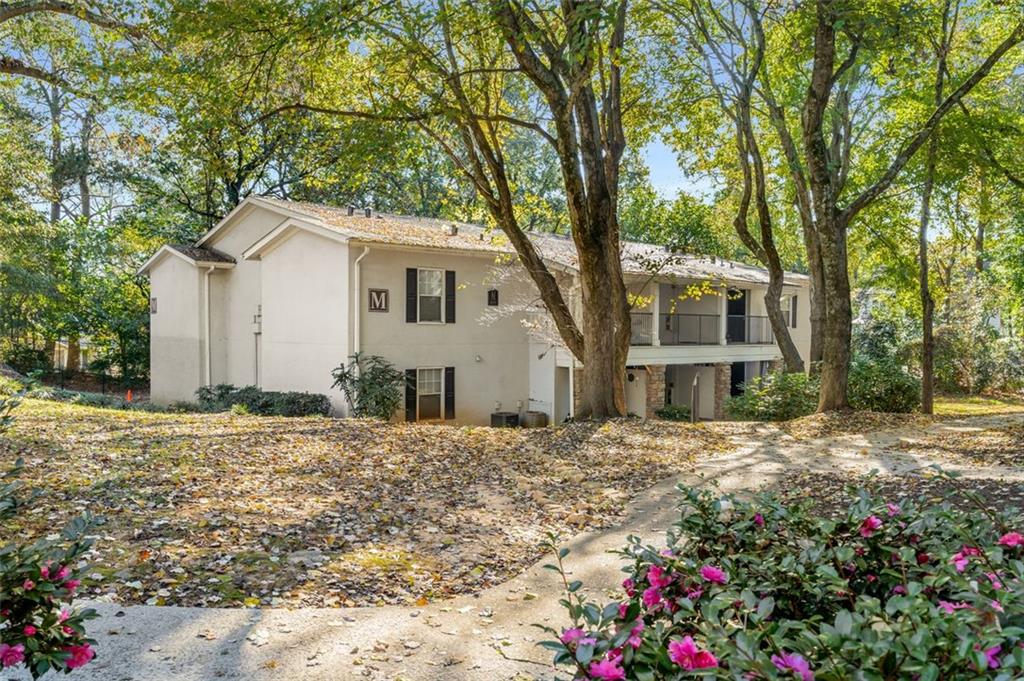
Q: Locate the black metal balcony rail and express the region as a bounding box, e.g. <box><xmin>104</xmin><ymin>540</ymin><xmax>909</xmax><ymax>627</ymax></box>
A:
<box><xmin>727</xmin><ymin>314</ymin><xmax>774</xmax><ymax>345</ymax></box>
<box><xmin>629</xmin><ymin>312</ymin><xmax>721</xmax><ymax>346</ymax></box>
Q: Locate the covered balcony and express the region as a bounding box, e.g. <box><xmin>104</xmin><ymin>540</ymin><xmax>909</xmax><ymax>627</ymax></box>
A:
<box><xmin>629</xmin><ymin>312</ymin><xmax>774</xmax><ymax>346</ymax></box>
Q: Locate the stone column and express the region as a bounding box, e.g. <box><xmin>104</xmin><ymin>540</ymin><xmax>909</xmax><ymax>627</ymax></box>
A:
<box><xmin>713</xmin><ymin>363</ymin><xmax>731</xmax><ymax>420</ymax></box>
<box><xmin>572</xmin><ymin>366</ymin><xmax>584</xmax><ymax>416</ymax></box>
<box><xmin>645</xmin><ymin>365</ymin><xmax>666</xmax><ymax>416</ymax></box>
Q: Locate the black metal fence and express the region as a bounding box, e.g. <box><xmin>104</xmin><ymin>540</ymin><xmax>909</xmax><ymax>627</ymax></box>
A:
<box><xmin>629</xmin><ymin>313</ymin><xmax>775</xmax><ymax>346</ymax></box>
<box><xmin>727</xmin><ymin>315</ymin><xmax>774</xmax><ymax>344</ymax></box>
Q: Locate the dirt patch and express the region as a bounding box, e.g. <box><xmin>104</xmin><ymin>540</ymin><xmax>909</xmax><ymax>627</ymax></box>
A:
<box><xmin>0</xmin><ymin>400</ymin><xmax>726</xmax><ymax>609</ymax></box>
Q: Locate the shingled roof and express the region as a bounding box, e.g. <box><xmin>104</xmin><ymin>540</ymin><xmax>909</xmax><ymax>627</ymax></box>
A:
<box><xmin>252</xmin><ymin>197</ymin><xmax>808</xmax><ymax>287</ymax></box>
<box><xmin>167</xmin><ymin>245</ymin><xmax>236</xmax><ymax>264</ymax></box>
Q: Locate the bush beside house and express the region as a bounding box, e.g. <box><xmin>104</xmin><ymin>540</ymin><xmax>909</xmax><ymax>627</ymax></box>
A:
<box><xmin>194</xmin><ymin>384</ymin><xmax>331</xmax><ymax>417</ymax></box>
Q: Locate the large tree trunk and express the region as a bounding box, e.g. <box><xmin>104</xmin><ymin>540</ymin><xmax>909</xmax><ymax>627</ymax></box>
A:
<box><xmin>816</xmin><ymin>213</ymin><xmax>853</xmax><ymax>411</ymax></box>
<box><xmin>803</xmin><ymin>230</ymin><xmax>826</xmax><ymax>370</ymax></box>
<box><xmin>918</xmin><ymin>1</ymin><xmax>951</xmax><ymax>415</ymax></box>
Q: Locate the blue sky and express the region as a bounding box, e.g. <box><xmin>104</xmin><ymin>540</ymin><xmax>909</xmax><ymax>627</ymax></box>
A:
<box><xmin>643</xmin><ymin>139</ymin><xmax>716</xmax><ymax>200</ymax></box>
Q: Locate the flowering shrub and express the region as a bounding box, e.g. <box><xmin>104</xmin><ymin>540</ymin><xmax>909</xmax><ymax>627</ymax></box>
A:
<box><xmin>0</xmin><ymin>394</ymin><xmax>98</xmax><ymax>678</ymax></box>
<box><xmin>541</xmin><ymin>473</ymin><xmax>1024</xmax><ymax>680</ymax></box>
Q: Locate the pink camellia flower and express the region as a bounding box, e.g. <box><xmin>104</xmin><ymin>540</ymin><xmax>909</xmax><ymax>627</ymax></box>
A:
<box><xmin>754</xmin><ymin>513</ymin><xmax>765</xmax><ymax>527</ymax></box>
<box><xmin>699</xmin><ymin>565</ymin><xmax>728</xmax><ymax>585</ymax></box>
<box><xmin>641</xmin><ymin>586</ymin><xmax>662</xmax><ymax>610</ymax></box>
<box><xmin>859</xmin><ymin>515</ymin><xmax>883</xmax><ymax>538</ymax></box>
<box><xmin>23</xmin><ymin>625</ymin><xmax>37</xmax><ymax>637</ymax></box>
<box><xmin>62</xmin><ymin>626</ymin><xmax>75</xmax><ymax>636</ymax></box>
<box><xmin>938</xmin><ymin>600</ymin><xmax>970</xmax><ymax>614</ymax></box>
<box><xmin>891</xmin><ymin>584</ymin><xmax>907</xmax><ymax>595</ymax></box>
<box><xmin>952</xmin><ymin>546</ymin><xmax>982</xmax><ymax>573</ymax></box>
<box><xmin>0</xmin><ymin>643</ymin><xmax>25</xmax><ymax>668</ymax></box>
<box><xmin>559</xmin><ymin>627</ymin><xmax>585</xmax><ymax>645</ymax></box>
<box><xmin>986</xmin><ymin>573</ymin><xmax>1003</xmax><ymax>590</ymax></box>
<box><xmin>886</xmin><ymin>503</ymin><xmax>901</xmax><ymax>517</ymax></box>
<box><xmin>684</xmin><ymin>585</ymin><xmax>703</xmax><ymax>601</ymax></box>
<box><xmin>63</xmin><ymin>643</ymin><xmax>94</xmax><ymax>670</ymax></box>
<box><xmin>972</xmin><ymin>644</ymin><xmax>1001</xmax><ymax>670</ymax></box>
<box><xmin>998</xmin><ymin>532</ymin><xmax>1024</xmax><ymax>548</ymax></box>
<box><xmin>22</xmin><ymin>579</ymin><xmax>34</xmax><ymax>591</ymax></box>
<box><xmin>647</xmin><ymin>565</ymin><xmax>673</xmax><ymax>589</ymax></box>
<box><xmin>588</xmin><ymin>658</ymin><xmax>626</xmax><ymax>681</ymax></box>
<box><xmin>54</xmin><ymin>565</ymin><xmax>71</xmax><ymax>581</ymax></box>
<box><xmin>617</xmin><ymin>602</ymin><xmax>629</xmax><ymax>619</ymax></box>
<box><xmin>668</xmin><ymin>636</ymin><xmax>718</xmax><ymax>670</ymax></box>
<box><xmin>771</xmin><ymin>651</ymin><xmax>815</xmax><ymax>681</ymax></box>
<box><xmin>992</xmin><ymin>600</ymin><xmax>1004</xmax><ymax>613</ymax></box>
<box><xmin>622</xmin><ymin>578</ymin><xmax>636</xmax><ymax>597</ymax></box>
<box><xmin>39</xmin><ymin>565</ymin><xmax>50</xmax><ymax>579</ymax></box>
<box><xmin>58</xmin><ymin>609</ymin><xmax>70</xmax><ymax>623</ymax></box>
<box><xmin>63</xmin><ymin>579</ymin><xmax>81</xmax><ymax>594</ymax></box>
<box><xmin>626</xmin><ymin>619</ymin><xmax>644</xmax><ymax>649</ymax></box>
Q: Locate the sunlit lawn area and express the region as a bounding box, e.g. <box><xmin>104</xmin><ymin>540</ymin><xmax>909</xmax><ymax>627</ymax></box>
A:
<box><xmin>934</xmin><ymin>394</ymin><xmax>1024</xmax><ymax>417</ymax></box>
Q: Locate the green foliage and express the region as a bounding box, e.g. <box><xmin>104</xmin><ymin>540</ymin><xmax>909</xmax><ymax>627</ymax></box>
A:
<box><xmin>934</xmin><ymin>322</ymin><xmax>1001</xmax><ymax>395</ymax></box>
<box><xmin>654</xmin><ymin>403</ymin><xmax>691</xmax><ymax>421</ymax></box>
<box><xmin>543</xmin><ymin>476</ymin><xmax>1024</xmax><ymax>680</ymax></box>
<box><xmin>195</xmin><ymin>384</ymin><xmax>331</xmax><ymax>417</ymax></box>
<box><xmin>0</xmin><ymin>341</ymin><xmax>49</xmax><ymax>375</ymax></box>
<box><xmin>848</xmin><ymin>357</ymin><xmax>921</xmax><ymax>413</ymax></box>
<box><xmin>331</xmin><ymin>353</ymin><xmax>405</xmax><ymax>420</ymax></box>
<box><xmin>727</xmin><ymin>371</ymin><xmax>819</xmax><ymax>421</ymax></box>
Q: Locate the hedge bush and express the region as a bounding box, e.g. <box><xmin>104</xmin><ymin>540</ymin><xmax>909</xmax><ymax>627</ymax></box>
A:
<box><xmin>542</xmin><ymin>476</ymin><xmax>1024</xmax><ymax>680</ymax></box>
<box><xmin>654</xmin><ymin>404</ymin><xmax>691</xmax><ymax>421</ymax></box>
<box><xmin>727</xmin><ymin>371</ymin><xmax>819</xmax><ymax>421</ymax></box>
<box><xmin>195</xmin><ymin>384</ymin><xmax>331</xmax><ymax>417</ymax></box>
<box><xmin>848</xmin><ymin>357</ymin><xmax>920</xmax><ymax>413</ymax></box>
<box><xmin>0</xmin><ymin>394</ymin><xmax>98</xmax><ymax>678</ymax></box>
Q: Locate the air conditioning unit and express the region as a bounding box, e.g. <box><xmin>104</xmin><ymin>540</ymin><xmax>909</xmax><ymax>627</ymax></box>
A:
<box><xmin>490</xmin><ymin>411</ymin><xmax>519</xmax><ymax>428</ymax></box>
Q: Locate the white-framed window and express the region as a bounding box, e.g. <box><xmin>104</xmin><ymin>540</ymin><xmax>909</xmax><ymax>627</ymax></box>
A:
<box><xmin>417</xmin><ymin>268</ymin><xmax>444</xmax><ymax>323</ymax></box>
<box><xmin>781</xmin><ymin>294</ymin><xmax>798</xmax><ymax>328</ymax></box>
<box><xmin>417</xmin><ymin>367</ymin><xmax>443</xmax><ymax>420</ymax></box>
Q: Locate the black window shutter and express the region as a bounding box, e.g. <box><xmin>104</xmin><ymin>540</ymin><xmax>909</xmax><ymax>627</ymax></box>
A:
<box><xmin>445</xmin><ymin>270</ymin><xmax>456</xmax><ymax>323</ymax></box>
<box><xmin>444</xmin><ymin>366</ymin><xmax>455</xmax><ymax>419</ymax></box>
<box><xmin>406</xmin><ymin>268</ymin><xmax>417</xmax><ymax>322</ymax></box>
<box><xmin>405</xmin><ymin>369</ymin><xmax>417</xmax><ymax>421</ymax></box>
<box><xmin>790</xmin><ymin>295</ymin><xmax>798</xmax><ymax>328</ymax></box>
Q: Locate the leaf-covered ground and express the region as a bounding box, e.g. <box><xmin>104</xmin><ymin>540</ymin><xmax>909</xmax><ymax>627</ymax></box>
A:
<box><xmin>0</xmin><ymin>400</ymin><xmax>725</xmax><ymax>609</ymax></box>
<box><xmin>767</xmin><ymin>470</ymin><xmax>1024</xmax><ymax>518</ymax></box>
<box><xmin>893</xmin><ymin>422</ymin><xmax>1024</xmax><ymax>467</ymax></box>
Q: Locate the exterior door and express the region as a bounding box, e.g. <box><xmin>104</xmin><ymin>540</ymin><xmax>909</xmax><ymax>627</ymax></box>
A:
<box><xmin>727</xmin><ymin>289</ymin><xmax>747</xmax><ymax>343</ymax></box>
<box><xmin>730</xmin><ymin>361</ymin><xmax>746</xmax><ymax>396</ymax></box>
<box><xmin>625</xmin><ymin>368</ymin><xmax>647</xmax><ymax>418</ymax></box>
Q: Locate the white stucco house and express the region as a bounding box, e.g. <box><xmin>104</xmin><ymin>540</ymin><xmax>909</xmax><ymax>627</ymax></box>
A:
<box><xmin>139</xmin><ymin>196</ymin><xmax>810</xmax><ymax>424</ymax></box>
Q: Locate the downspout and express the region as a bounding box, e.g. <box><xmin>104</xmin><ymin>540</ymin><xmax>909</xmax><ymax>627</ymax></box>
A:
<box><xmin>204</xmin><ymin>266</ymin><xmax>214</xmax><ymax>386</ymax></box>
<box><xmin>352</xmin><ymin>246</ymin><xmax>370</xmax><ymax>357</ymax></box>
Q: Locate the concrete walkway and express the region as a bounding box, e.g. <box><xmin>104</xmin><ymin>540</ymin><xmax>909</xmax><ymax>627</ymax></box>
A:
<box><xmin>11</xmin><ymin>414</ymin><xmax>1024</xmax><ymax>681</ymax></box>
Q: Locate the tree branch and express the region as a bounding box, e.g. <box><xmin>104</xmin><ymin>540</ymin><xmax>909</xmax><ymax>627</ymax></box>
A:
<box><xmin>842</xmin><ymin>18</ymin><xmax>1024</xmax><ymax>223</ymax></box>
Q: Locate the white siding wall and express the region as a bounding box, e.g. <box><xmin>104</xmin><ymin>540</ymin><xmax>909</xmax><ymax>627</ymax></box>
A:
<box><xmin>149</xmin><ymin>256</ymin><xmax>203</xmax><ymax>404</ymax></box>
<box><xmin>354</xmin><ymin>247</ymin><xmax>534</xmax><ymax>425</ymax></box>
<box><xmin>259</xmin><ymin>230</ymin><xmax>350</xmax><ymax>412</ymax></box>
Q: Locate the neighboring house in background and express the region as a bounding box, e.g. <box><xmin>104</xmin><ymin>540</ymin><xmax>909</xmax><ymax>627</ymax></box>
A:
<box><xmin>139</xmin><ymin>196</ymin><xmax>811</xmax><ymax>424</ymax></box>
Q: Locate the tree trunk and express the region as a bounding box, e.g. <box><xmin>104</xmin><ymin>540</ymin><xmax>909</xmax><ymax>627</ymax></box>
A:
<box><xmin>975</xmin><ymin>164</ymin><xmax>989</xmax><ymax>273</ymax></box>
<box><xmin>47</xmin><ymin>83</ymin><xmax>62</xmax><ymax>224</ymax></box>
<box><xmin>918</xmin><ymin>1</ymin><xmax>951</xmax><ymax>416</ymax></box>
<box><xmin>804</xmin><ymin>229</ymin><xmax>826</xmax><ymax>370</ymax></box>
<box><xmin>815</xmin><ymin>213</ymin><xmax>853</xmax><ymax>411</ymax></box>
<box><xmin>66</xmin><ymin>336</ymin><xmax>81</xmax><ymax>376</ymax></box>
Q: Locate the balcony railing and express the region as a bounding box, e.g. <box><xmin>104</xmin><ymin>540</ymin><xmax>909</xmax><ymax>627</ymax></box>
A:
<box><xmin>630</xmin><ymin>312</ymin><xmax>719</xmax><ymax>346</ymax></box>
<box><xmin>662</xmin><ymin>313</ymin><xmax>720</xmax><ymax>345</ymax></box>
<box><xmin>630</xmin><ymin>312</ymin><xmax>654</xmax><ymax>346</ymax></box>
<box><xmin>630</xmin><ymin>313</ymin><xmax>776</xmax><ymax>346</ymax></box>
<box><xmin>727</xmin><ymin>314</ymin><xmax>774</xmax><ymax>345</ymax></box>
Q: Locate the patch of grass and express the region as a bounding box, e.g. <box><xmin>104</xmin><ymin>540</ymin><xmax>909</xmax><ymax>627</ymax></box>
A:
<box><xmin>934</xmin><ymin>394</ymin><xmax>1024</xmax><ymax>417</ymax></box>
